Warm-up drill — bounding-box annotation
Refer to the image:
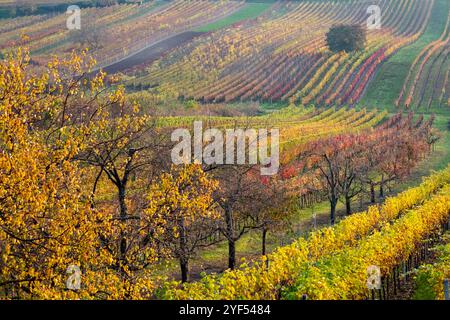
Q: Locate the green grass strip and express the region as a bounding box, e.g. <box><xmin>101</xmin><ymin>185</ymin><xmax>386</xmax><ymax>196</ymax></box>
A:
<box><xmin>359</xmin><ymin>0</ymin><xmax>449</xmax><ymax>111</ymax></box>
<box><xmin>194</xmin><ymin>3</ymin><xmax>271</xmax><ymax>33</ymax></box>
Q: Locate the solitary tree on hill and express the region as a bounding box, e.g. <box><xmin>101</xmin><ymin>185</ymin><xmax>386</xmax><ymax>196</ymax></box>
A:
<box><xmin>326</xmin><ymin>25</ymin><xmax>366</xmax><ymax>53</ymax></box>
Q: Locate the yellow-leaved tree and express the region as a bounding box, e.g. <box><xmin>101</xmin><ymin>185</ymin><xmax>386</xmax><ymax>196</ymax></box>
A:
<box><xmin>0</xmin><ymin>49</ymin><xmax>161</xmax><ymax>299</ymax></box>
<box><xmin>145</xmin><ymin>164</ymin><xmax>219</xmax><ymax>283</ymax></box>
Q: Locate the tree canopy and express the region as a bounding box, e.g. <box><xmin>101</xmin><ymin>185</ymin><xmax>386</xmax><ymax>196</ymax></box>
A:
<box><xmin>326</xmin><ymin>24</ymin><xmax>366</xmax><ymax>53</ymax></box>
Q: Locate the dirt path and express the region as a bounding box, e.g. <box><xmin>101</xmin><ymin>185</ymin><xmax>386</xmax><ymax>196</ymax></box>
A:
<box><xmin>91</xmin><ymin>2</ymin><xmax>253</xmax><ymax>76</ymax></box>
<box><xmin>94</xmin><ymin>31</ymin><xmax>204</xmax><ymax>75</ymax></box>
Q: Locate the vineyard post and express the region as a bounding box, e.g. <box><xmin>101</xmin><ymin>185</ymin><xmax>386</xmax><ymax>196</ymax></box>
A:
<box><xmin>444</xmin><ymin>279</ymin><xmax>449</xmax><ymax>300</ymax></box>
<box><xmin>393</xmin><ymin>267</ymin><xmax>397</xmax><ymax>295</ymax></box>
<box><xmin>385</xmin><ymin>279</ymin><xmax>388</xmax><ymax>300</ymax></box>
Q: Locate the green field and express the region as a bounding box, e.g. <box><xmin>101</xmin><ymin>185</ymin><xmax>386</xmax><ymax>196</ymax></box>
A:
<box><xmin>194</xmin><ymin>3</ymin><xmax>272</xmax><ymax>33</ymax></box>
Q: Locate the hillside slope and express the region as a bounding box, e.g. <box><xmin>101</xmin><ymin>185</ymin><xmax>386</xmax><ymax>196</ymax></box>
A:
<box><xmin>359</xmin><ymin>0</ymin><xmax>449</xmax><ymax>111</ymax></box>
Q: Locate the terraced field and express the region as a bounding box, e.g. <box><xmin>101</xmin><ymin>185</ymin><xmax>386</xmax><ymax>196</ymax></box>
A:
<box><xmin>157</xmin><ymin>105</ymin><xmax>387</xmax><ymax>164</ymax></box>
<box><xmin>161</xmin><ymin>167</ymin><xmax>450</xmax><ymax>299</ymax></box>
<box><xmin>0</xmin><ymin>0</ymin><xmax>245</xmax><ymax>69</ymax></box>
<box><xmin>2</xmin><ymin>0</ymin><xmax>450</xmax><ymax>303</ymax></box>
<box><xmin>360</xmin><ymin>0</ymin><xmax>450</xmax><ymax>111</ymax></box>
<box><xmin>396</xmin><ymin>13</ymin><xmax>450</xmax><ymax>110</ymax></box>
<box><xmin>132</xmin><ymin>0</ymin><xmax>433</xmax><ymax>107</ymax></box>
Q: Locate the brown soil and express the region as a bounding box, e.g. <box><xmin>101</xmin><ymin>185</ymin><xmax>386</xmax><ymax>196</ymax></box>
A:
<box><xmin>94</xmin><ymin>31</ymin><xmax>205</xmax><ymax>75</ymax></box>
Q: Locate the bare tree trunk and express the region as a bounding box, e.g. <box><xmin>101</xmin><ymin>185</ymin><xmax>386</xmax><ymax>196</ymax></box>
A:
<box><xmin>370</xmin><ymin>183</ymin><xmax>376</xmax><ymax>203</ymax></box>
<box><xmin>180</xmin><ymin>258</ymin><xmax>189</xmax><ymax>283</ymax></box>
<box><xmin>379</xmin><ymin>176</ymin><xmax>385</xmax><ymax>199</ymax></box>
<box><xmin>224</xmin><ymin>205</ymin><xmax>236</xmax><ymax>270</ymax></box>
<box><xmin>118</xmin><ymin>184</ymin><xmax>128</xmax><ymax>269</ymax></box>
<box><xmin>330</xmin><ymin>196</ymin><xmax>337</xmax><ymax>225</ymax></box>
<box><xmin>118</xmin><ymin>185</ymin><xmax>128</xmax><ymax>218</ymax></box>
<box><xmin>262</xmin><ymin>228</ymin><xmax>268</xmax><ymax>256</ymax></box>
<box><xmin>228</xmin><ymin>239</ymin><xmax>236</xmax><ymax>270</ymax></box>
<box><xmin>179</xmin><ymin>217</ymin><xmax>189</xmax><ymax>283</ymax></box>
<box><xmin>345</xmin><ymin>195</ymin><xmax>351</xmax><ymax>215</ymax></box>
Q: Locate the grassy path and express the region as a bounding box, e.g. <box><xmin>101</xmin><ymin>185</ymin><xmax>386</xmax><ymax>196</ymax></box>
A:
<box><xmin>194</xmin><ymin>3</ymin><xmax>271</xmax><ymax>33</ymax></box>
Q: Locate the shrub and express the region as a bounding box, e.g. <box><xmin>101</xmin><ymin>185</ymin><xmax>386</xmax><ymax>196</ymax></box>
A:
<box><xmin>326</xmin><ymin>25</ymin><xmax>366</xmax><ymax>53</ymax></box>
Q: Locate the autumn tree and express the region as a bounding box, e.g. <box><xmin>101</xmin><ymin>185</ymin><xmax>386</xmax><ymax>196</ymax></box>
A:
<box><xmin>300</xmin><ymin>112</ymin><xmax>433</xmax><ymax>224</ymax></box>
<box><xmin>73</xmin><ymin>20</ymin><xmax>103</xmax><ymax>52</ymax></box>
<box><xmin>210</xmin><ymin>164</ymin><xmax>280</xmax><ymax>269</ymax></box>
<box><xmin>361</xmin><ymin>113</ymin><xmax>433</xmax><ymax>203</ymax></box>
<box><xmin>145</xmin><ymin>164</ymin><xmax>219</xmax><ymax>282</ymax></box>
<box><xmin>0</xmin><ymin>50</ymin><xmax>116</xmax><ymax>299</ymax></box>
<box><xmin>0</xmin><ymin>49</ymin><xmax>163</xmax><ymax>299</ymax></box>
<box><xmin>326</xmin><ymin>25</ymin><xmax>366</xmax><ymax>53</ymax></box>
<box><xmin>253</xmin><ymin>174</ymin><xmax>289</xmax><ymax>256</ymax></box>
<box><xmin>335</xmin><ymin>136</ymin><xmax>366</xmax><ymax>215</ymax></box>
<box><xmin>305</xmin><ymin>136</ymin><xmax>348</xmax><ymax>225</ymax></box>
<box><xmin>73</xmin><ymin>97</ymin><xmax>176</xmax><ymax>285</ymax></box>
